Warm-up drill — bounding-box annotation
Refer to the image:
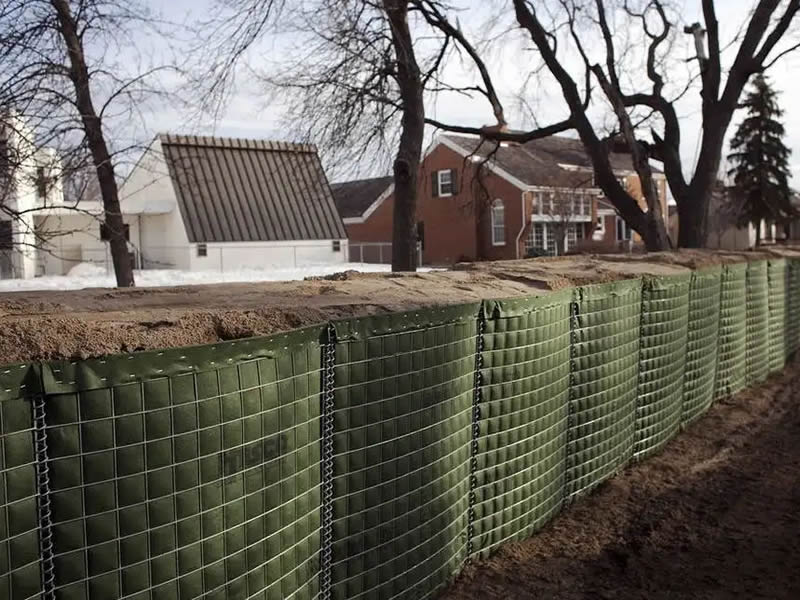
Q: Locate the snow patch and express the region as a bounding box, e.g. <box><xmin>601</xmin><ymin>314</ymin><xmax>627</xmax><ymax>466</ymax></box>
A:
<box><xmin>0</xmin><ymin>263</ymin><xmax>431</xmax><ymax>292</ymax></box>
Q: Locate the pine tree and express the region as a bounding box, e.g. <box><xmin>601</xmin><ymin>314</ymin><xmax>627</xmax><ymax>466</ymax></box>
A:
<box><xmin>727</xmin><ymin>74</ymin><xmax>794</xmax><ymax>245</ymax></box>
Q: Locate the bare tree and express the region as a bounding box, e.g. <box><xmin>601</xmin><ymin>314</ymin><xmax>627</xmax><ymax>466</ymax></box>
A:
<box><xmin>412</xmin><ymin>0</ymin><xmax>800</xmax><ymax>249</ymax></box>
<box><xmin>0</xmin><ymin>0</ymin><xmax>177</xmax><ymax>286</ymax></box>
<box><xmin>195</xmin><ymin>0</ymin><xmax>434</xmax><ymax>271</ymax></box>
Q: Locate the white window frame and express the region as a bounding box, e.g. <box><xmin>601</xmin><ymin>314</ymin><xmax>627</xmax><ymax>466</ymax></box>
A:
<box><xmin>616</xmin><ymin>216</ymin><xmax>633</xmax><ymax>241</ymax></box>
<box><xmin>595</xmin><ymin>215</ymin><xmax>606</xmax><ymax>235</ymax></box>
<box><xmin>437</xmin><ymin>170</ymin><xmax>453</xmax><ymax>197</ymax></box>
<box><xmin>491</xmin><ymin>199</ymin><xmax>506</xmax><ymax>246</ymax></box>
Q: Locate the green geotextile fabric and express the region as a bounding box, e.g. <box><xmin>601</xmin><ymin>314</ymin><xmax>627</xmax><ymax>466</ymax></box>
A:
<box><xmin>39</xmin><ymin>327</ymin><xmax>324</xmax><ymax>600</ymax></box>
<box><xmin>745</xmin><ymin>261</ymin><xmax>770</xmax><ymax>386</ymax></box>
<box><xmin>682</xmin><ymin>267</ymin><xmax>722</xmax><ymax>427</ymax></box>
<box><xmin>767</xmin><ymin>259</ymin><xmax>788</xmax><ymax>373</ymax></box>
<box><xmin>567</xmin><ymin>280</ymin><xmax>641</xmax><ymax>500</ymax></box>
<box><xmin>330</xmin><ymin>304</ymin><xmax>479</xmax><ymax>600</ymax></box>
<box><xmin>716</xmin><ymin>263</ymin><xmax>748</xmax><ymax>399</ymax></box>
<box><xmin>473</xmin><ymin>292</ymin><xmax>571</xmax><ymax>557</ymax></box>
<box><xmin>634</xmin><ymin>274</ymin><xmax>690</xmax><ymax>460</ymax></box>
<box><xmin>786</xmin><ymin>259</ymin><xmax>800</xmax><ymax>357</ymax></box>
<box><xmin>0</xmin><ymin>364</ymin><xmax>43</xmax><ymax>600</ymax></box>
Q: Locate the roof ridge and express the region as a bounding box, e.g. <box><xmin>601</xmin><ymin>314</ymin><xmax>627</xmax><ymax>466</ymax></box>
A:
<box><xmin>157</xmin><ymin>132</ymin><xmax>316</xmax><ymax>153</ymax></box>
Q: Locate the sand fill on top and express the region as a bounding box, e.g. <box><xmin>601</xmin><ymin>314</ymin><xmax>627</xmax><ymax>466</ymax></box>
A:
<box><xmin>0</xmin><ymin>251</ymin><xmax>767</xmax><ymax>363</ymax></box>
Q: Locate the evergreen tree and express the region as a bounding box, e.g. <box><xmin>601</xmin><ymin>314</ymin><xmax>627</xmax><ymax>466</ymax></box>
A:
<box><xmin>727</xmin><ymin>74</ymin><xmax>794</xmax><ymax>245</ymax></box>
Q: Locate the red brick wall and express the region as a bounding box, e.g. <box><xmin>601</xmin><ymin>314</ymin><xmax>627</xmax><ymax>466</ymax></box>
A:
<box><xmin>345</xmin><ymin>143</ymin><xmax>526</xmax><ymax>265</ymax></box>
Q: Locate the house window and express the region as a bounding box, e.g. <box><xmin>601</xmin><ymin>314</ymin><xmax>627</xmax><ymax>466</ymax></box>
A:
<box><xmin>566</xmin><ymin>223</ymin><xmax>584</xmax><ymax>250</ymax></box>
<box><xmin>100</xmin><ymin>222</ymin><xmax>130</xmax><ymax>241</ymax></box>
<box><xmin>533</xmin><ymin>223</ymin><xmax>545</xmax><ymax>249</ymax></box>
<box><xmin>36</xmin><ymin>167</ymin><xmax>47</xmax><ymax>199</ymax></box>
<box><xmin>616</xmin><ymin>216</ymin><xmax>633</xmax><ymax>241</ymax></box>
<box><xmin>197</xmin><ymin>243</ymin><xmax>207</xmax><ymax>257</ymax></box>
<box><xmin>491</xmin><ymin>200</ymin><xmax>506</xmax><ymax>246</ymax></box>
<box><xmin>0</xmin><ymin>221</ymin><xmax>11</xmax><ymax>250</ymax></box>
<box><xmin>595</xmin><ymin>216</ymin><xmax>606</xmax><ymax>234</ymax></box>
<box><xmin>433</xmin><ymin>169</ymin><xmax>456</xmax><ymax>197</ymax></box>
<box><xmin>332</xmin><ymin>240</ymin><xmax>341</xmax><ymax>252</ymax></box>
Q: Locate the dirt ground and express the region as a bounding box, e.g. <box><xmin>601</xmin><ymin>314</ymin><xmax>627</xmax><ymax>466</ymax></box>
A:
<box><xmin>440</xmin><ymin>359</ymin><xmax>800</xmax><ymax>600</ymax></box>
<box><xmin>1</xmin><ymin>248</ymin><xmax>796</xmax><ymax>363</ymax></box>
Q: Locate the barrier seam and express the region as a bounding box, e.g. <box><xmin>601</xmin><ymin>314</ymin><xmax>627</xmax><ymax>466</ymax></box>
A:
<box><xmin>32</xmin><ymin>391</ymin><xmax>56</xmax><ymax>600</ymax></box>
<box><xmin>565</xmin><ymin>298</ymin><xmax>579</xmax><ymax>504</ymax></box>
<box><xmin>466</xmin><ymin>307</ymin><xmax>485</xmax><ymax>558</ymax></box>
<box><xmin>320</xmin><ymin>323</ymin><xmax>336</xmax><ymax>600</ymax></box>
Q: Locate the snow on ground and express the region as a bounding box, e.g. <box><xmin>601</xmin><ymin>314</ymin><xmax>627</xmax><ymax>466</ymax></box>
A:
<box><xmin>0</xmin><ymin>262</ymin><xmax>409</xmax><ymax>292</ymax></box>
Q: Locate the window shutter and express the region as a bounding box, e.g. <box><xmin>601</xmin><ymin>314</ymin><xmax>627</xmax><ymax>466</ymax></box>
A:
<box><xmin>431</xmin><ymin>171</ymin><xmax>439</xmax><ymax>197</ymax></box>
<box><xmin>450</xmin><ymin>169</ymin><xmax>458</xmax><ymax>194</ymax></box>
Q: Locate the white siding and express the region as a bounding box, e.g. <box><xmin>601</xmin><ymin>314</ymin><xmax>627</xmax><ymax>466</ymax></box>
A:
<box><xmin>189</xmin><ymin>240</ymin><xmax>349</xmax><ymax>271</ymax></box>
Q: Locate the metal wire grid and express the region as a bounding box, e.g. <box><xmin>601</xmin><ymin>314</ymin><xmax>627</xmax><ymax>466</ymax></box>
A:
<box><xmin>683</xmin><ymin>268</ymin><xmax>722</xmax><ymax>427</ymax></box>
<box><xmin>786</xmin><ymin>260</ymin><xmax>800</xmax><ymax>357</ymax></box>
<box><xmin>745</xmin><ymin>262</ymin><xmax>771</xmax><ymax>386</ymax></box>
<box><xmin>329</xmin><ymin>319</ymin><xmax>476</xmax><ymax>600</ymax></box>
<box><xmin>716</xmin><ymin>264</ymin><xmax>748</xmax><ymax>400</ymax></box>
<box><xmin>634</xmin><ymin>276</ymin><xmax>690</xmax><ymax>460</ymax></box>
<box><xmin>567</xmin><ymin>282</ymin><xmax>641</xmax><ymax>500</ymax></box>
<box><xmin>472</xmin><ymin>297</ymin><xmax>571</xmax><ymax>557</ymax></box>
<box><xmin>42</xmin><ymin>346</ymin><xmax>322</xmax><ymax>600</ymax></box>
<box><xmin>1</xmin><ymin>367</ymin><xmax>43</xmax><ymax>600</ymax></box>
<box><xmin>767</xmin><ymin>260</ymin><xmax>788</xmax><ymax>373</ymax></box>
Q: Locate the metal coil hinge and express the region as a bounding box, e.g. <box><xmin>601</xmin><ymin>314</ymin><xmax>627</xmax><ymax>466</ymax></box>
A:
<box><xmin>33</xmin><ymin>394</ymin><xmax>55</xmax><ymax>599</ymax></box>
<box><xmin>319</xmin><ymin>324</ymin><xmax>336</xmax><ymax>600</ymax></box>
<box><xmin>466</xmin><ymin>310</ymin><xmax>485</xmax><ymax>559</ymax></box>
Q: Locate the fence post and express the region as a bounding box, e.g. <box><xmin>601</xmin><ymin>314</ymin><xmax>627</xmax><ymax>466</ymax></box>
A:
<box><xmin>467</xmin><ymin>307</ymin><xmax>485</xmax><ymax>558</ymax></box>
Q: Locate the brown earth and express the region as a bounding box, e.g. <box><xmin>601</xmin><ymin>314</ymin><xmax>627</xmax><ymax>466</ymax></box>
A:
<box><xmin>0</xmin><ymin>249</ymin><xmax>792</xmax><ymax>364</ymax></box>
<box><xmin>440</xmin><ymin>359</ymin><xmax>800</xmax><ymax>600</ymax></box>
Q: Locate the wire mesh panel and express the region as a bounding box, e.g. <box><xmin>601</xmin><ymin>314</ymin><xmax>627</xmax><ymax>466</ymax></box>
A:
<box><xmin>767</xmin><ymin>259</ymin><xmax>788</xmax><ymax>373</ymax></box>
<box><xmin>716</xmin><ymin>263</ymin><xmax>748</xmax><ymax>400</ymax></box>
<box><xmin>330</xmin><ymin>304</ymin><xmax>478</xmax><ymax>600</ymax></box>
<box><xmin>39</xmin><ymin>328</ymin><xmax>324</xmax><ymax>600</ymax></box>
<box><xmin>473</xmin><ymin>292</ymin><xmax>571</xmax><ymax>558</ymax></box>
<box><xmin>635</xmin><ymin>274</ymin><xmax>690</xmax><ymax>460</ymax></box>
<box><xmin>567</xmin><ymin>280</ymin><xmax>641</xmax><ymax>500</ymax></box>
<box><xmin>682</xmin><ymin>267</ymin><xmax>722</xmax><ymax>427</ymax></box>
<box><xmin>0</xmin><ymin>364</ymin><xmax>43</xmax><ymax>600</ymax></box>
<box><xmin>745</xmin><ymin>261</ymin><xmax>770</xmax><ymax>386</ymax></box>
<box><xmin>786</xmin><ymin>258</ymin><xmax>800</xmax><ymax>357</ymax></box>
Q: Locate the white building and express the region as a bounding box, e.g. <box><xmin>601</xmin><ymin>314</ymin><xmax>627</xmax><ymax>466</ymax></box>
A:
<box><xmin>116</xmin><ymin>134</ymin><xmax>348</xmax><ymax>272</ymax></box>
<box><xmin>1</xmin><ymin>130</ymin><xmax>348</xmax><ymax>278</ymax></box>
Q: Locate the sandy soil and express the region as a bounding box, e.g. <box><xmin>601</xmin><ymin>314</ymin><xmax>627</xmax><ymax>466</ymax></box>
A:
<box><xmin>0</xmin><ymin>250</ymin><xmax>787</xmax><ymax>364</ymax></box>
<box><xmin>440</xmin><ymin>359</ymin><xmax>800</xmax><ymax>600</ymax></box>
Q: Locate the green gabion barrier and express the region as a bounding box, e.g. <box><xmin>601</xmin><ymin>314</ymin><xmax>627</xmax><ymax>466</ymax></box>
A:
<box><xmin>39</xmin><ymin>329</ymin><xmax>324</xmax><ymax>600</ymax></box>
<box><xmin>329</xmin><ymin>305</ymin><xmax>478</xmax><ymax>600</ymax></box>
<box><xmin>745</xmin><ymin>261</ymin><xmax>770</xmax><ymax>386</ymax></box>
<box><xmin>634</xmin><ymin>274</ymin><xmax>690</xmax><ymax>460</ymax></box>
<box><xmin>768</xmin><ymin>259</ymin><xmax>788</xmax><ymax>373</ymax></box>
<box><xmin>787</xmin><ymin>259</ymin><xmax>800</xmax><ymax>356</ymax></box>
<box><xmin>716</xmin><ymin>263</ymin><xmax>748</xmax><ymax>399</ymax></box>
<box><xmin>683</xmin><ymin>266</ymin><xmax>722</xmax><ymax>427</ymax></box>
<box><xmin>566</xmin><ymin>280</ymin><xmax>641</xmax><ymax>500</ymax></box>
<box><xmin>0</xmin><ymin>364</ymin><xmax>43</xmax><ymax>600</ymax></box>
<box><xmin>473</xmin><ymin>292</ymin><xmax>571</xmax><ymax>557</ymax></box>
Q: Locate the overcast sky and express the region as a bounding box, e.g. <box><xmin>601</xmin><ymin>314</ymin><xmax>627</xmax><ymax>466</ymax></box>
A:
<box><xmin>135</xmin><ymin>0</ymin><xmax>800</xmax><ymax>186</ymax></box>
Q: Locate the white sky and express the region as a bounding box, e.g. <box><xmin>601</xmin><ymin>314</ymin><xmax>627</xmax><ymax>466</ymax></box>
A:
<box><xmin>134</xmin><ymin>0</ymin><xmax>800</xmax><ymax>185</ymax></box>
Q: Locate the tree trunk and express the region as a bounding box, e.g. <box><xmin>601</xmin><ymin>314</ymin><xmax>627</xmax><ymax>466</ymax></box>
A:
<box><xmin>51</xmin><ymin>0</ymin><xmax>134</xmax><ymax>287</ymax></box>
<box><xmin>676</xmin><ymin>196</ymin><xmax>709</xmax><ymax>248</ymax></box>
<box><xmin>384</xmin><ymin>0</ymin><xmax>424</xmax><ymax>272</ymax></box>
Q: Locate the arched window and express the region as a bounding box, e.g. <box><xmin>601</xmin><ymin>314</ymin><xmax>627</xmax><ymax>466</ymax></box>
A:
<box><xmin>491</xmin><ymin>199</ymin><xmax>506</xmax><ymax>246</ymax></box>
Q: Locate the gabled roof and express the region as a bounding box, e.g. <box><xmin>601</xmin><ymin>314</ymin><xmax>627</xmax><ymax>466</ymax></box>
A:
<box><xmin>159</xmin><ymin>134</ymin><xmax>346</xmax><ymax>243</ymax></box>
<box><xmin>331</xmin><ymin>175</ymin><xmax>393</xmax><ymax>219</ymax></box>
<box><xmin>441</xmin><ymin>134</ymin><xmax>659</xmax><ymax>189</ymax></box>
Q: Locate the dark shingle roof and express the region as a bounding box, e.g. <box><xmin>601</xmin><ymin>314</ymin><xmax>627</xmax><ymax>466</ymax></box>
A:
<box><xmin>330</xmin><ymin>176</ymin><xmax>393</xmax><ymax>219</ymax></box>
<box><xmin>159</xmin><ymin>134</ymin><xmax>346</xmax><ymax>243</ymax></box>
<box><xmin>442</xmin><ymin>134</ymin><xmax>659</xmax><ymax>188</ymax></box>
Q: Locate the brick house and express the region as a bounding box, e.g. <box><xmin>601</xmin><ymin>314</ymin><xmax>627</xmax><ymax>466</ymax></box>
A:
<box><xmin>332</xmin><ymin>134</ymin><xmax>668</xmax><ymax>265</ymax></box>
